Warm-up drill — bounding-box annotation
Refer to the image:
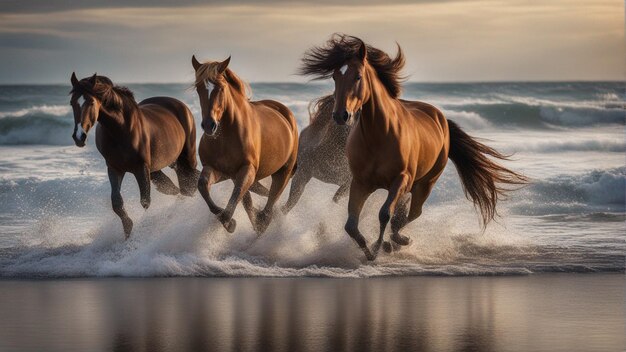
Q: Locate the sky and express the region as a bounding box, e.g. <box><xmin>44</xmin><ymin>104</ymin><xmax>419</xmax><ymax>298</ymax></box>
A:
<box><xmin>0</xmin><ymin>0</ymin><xmax>623</xmax><ymax>84</ymax></box>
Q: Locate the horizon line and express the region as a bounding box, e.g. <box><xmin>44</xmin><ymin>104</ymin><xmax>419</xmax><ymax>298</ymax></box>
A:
<box><xmin>0</xmin><ymin>79</ymin><xmax>623</xmax><ymax>86</ymax></box>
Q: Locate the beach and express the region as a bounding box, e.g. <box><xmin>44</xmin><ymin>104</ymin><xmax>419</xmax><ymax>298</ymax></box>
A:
<box><xmin>0</xmin><ymin>274</ymin><xmax>624</xmax><ymax>352</ymax></box>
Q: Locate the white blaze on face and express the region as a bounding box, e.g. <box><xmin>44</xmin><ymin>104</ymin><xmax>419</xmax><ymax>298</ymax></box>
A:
<box><xmin>340</xmin><ymin>64</ymin><xmax>348</xmax><ymax>75</ymax></box>
<box><xmin>75</xmin><ymin>123</ymin><xmax>85</xmax><ymax>139</ymax></box>
<box><xmin>205</xmin><ymin>80</ymin><xmax>214</xmax><ymax>98</ymax></box>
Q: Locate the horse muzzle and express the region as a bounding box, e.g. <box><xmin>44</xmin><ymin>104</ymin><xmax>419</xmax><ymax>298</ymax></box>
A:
<box><xmin>72</xmin><ymin>132</ymin><xmax>87</xmax><ymax>147</ymax></box>
<box><xmin>202</xmin><ymin>119</ymin><xmax>219</xmax><ymax>136</ymax></box>
<box><xmin>332</xmin><ymin>110</ymin><xmax>354</xmax><ymax>126</ymax></box>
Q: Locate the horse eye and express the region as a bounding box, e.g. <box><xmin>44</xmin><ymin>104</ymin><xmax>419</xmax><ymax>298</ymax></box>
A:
<box><xmin>356</xmin><ymin>75</ymin><xmax>362</xmax><ymax>81</ymax></box>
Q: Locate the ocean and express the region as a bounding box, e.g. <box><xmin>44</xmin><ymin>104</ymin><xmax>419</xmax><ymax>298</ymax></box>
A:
<box><xmin>0</xmin><ymin>82</ymin><xmax>624</xmax><ymax>277</ymax></box>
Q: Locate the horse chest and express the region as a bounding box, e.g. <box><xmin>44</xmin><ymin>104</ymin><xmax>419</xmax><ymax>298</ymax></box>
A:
<box><xmin>96</xmin><ymin>128</ymin><xmax>145</xmax><ymax>172</ymax></box>
<box><xmin>347</xmin><ymin>135</ymin><xmax>407</xmax><ymax>188</ymax></box>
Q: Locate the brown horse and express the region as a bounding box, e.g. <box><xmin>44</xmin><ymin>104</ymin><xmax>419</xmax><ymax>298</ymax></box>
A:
<box><xmin>69</xmin><ymin>73</ymin><xmax>199</xmax><ymax>237</ymax></box>
<box><xmin>300</xmin><ymin>34</ymin><xmax>527</xmax><ymax>260</ymax></box>
<box><xmin>192</xmin><ymin>56</ymin><xmax>298</xmax><ymax>234</ymax></box>
<box><xmin>281</xmin><ymin>95</ymin><xmax>353</xmax><ymax>214</ymax></box>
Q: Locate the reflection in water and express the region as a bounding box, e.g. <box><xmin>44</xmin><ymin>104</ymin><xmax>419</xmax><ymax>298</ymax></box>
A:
<box><xmin>0</xmin><ymin>275</ymin><xmax>624</xmax><ymax>352</ymax></box>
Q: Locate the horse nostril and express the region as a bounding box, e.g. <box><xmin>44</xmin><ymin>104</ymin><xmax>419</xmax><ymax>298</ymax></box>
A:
<box><xmin>343</xmin><ymin>111</ymin><xmax>350</xmax><ymax>122</ymax></box>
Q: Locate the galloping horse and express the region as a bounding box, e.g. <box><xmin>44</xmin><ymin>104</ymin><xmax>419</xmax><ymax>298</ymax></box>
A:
<box><xmin>192</xmin><ymin>56</ymin><xmax>298</xmax><ymax>234</ymax></box>
<box><xmin>300</xmin><ymin>35</ymin><xmax>527</xmax><ymax>260</ymax></box>
<box><xmin>70</xmin><ymin>73</ymin><xmax>199</xmax><ymax>237</ymax></box>
<box><xmin>281</xmin><ymin>95</ymin><xmax>353</xmax><ymax>214</ymax></box>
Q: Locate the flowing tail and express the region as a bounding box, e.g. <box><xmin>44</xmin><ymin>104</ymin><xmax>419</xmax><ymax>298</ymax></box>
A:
<box><xmin>447</xmin><ymin>120</ymin><xmax>528</xmax><ymax>226</ymax></box>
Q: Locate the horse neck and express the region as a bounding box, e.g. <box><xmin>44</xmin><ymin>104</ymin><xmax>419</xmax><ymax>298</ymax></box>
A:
<box><xmin>98</xmin><ymin>102</ymin><xmax>142</xmax><ymax>138</ymax></box>
<box><xmin>221</xmin><ymin>86</ymin><xmax>250</xmax><ymax>127</ymax></box>
<box><xmin>359</xmin><ymin>65</ymin><xmax>398</xmax><ymax>136</ymax></box>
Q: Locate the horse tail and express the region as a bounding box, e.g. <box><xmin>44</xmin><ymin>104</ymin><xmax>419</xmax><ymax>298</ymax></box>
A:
<box><xmin>447</xmin><ymin>120</ymin><xmax>528</xmax><ymax>227</ymax></box>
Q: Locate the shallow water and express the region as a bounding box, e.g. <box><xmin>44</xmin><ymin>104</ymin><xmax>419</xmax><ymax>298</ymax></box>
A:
<box><xmin>0</xmin><ymin>274</ymin><xmax>623</xmax><ymax>352</ymax></box>
<box><xmin>0</xmin><ymin>82</ymin><xmax>624</xmax><ymax>277</ymax></box>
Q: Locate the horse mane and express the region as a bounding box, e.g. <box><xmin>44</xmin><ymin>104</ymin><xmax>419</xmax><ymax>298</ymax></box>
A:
<box><xmin>194</xmin><ymin>61</ymin><xmax>250</xmax><ymax>98</ymax></box>
<box><xmin>309</xmin><ymin>94</ymin><xmax>335</xmax><ymax>125</ymax></box>
<box><xmin>299</xmin><ymin>33</ymin><xmax>406</xmax><ymax>98</ymax></box>
<box><xmin>70</xmin><ymin>75</ymin><xmax>137</xmax><ymax>113</ymax></box>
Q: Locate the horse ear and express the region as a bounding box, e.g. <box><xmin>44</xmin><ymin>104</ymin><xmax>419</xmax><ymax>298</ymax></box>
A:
<box><xmin>217</xmin><ymin>56</ymin><xmax>231</xmax><ymax>74</ymax></box>
<box><xmin>358</xmin><ymin>41</ymin><xmax>367</xmax><ymax>62</ymax></box>
<box><xmin>71</xmin><ymin>72</ymin><xmax>79</xmax><ymax>87</ymax></box>
<box><xmin>88</xmin><ymin>73</ymin><xmax>97</xmax><ymax>86</ymax></box>
<box><xmin>192</xmin><ymin>55</ymin><xmax>201</xmax><ymax>71</ymax></box>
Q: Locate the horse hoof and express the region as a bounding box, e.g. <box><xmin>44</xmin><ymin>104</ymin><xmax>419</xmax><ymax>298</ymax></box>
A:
<box><xmin>141</xmin><ymin>199</ymin><xmax>150</xmax><ymax>210</ymax></box>
<box><xmin>391</xmin><ymin>233</ymin><xmax>411</xmax><ymax>246</ymax></box>
<box><xmin>224</xmin><ymin>219</ymin><xmax>237</xmax><ymax>233</ymax></box>
<box><xmin>371</xmin><ymin>240</ymin><xmax>382</xmax><ymax>255</ymax></box>
<box><xmin>363</xmin><ymin>247</ymin><xmax>376</xmax><ymax>261</ymax></box>
<box><xmin>383</xmin><ymin>241</ymin><xmax>393</xmax><ymax>253</ymax></box>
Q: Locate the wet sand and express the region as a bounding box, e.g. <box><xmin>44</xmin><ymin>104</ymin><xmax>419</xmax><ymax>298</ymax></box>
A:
<box><xmin>0</xmin><ymin>274</ymin><xmax>623</xmax><ymax>352</ymax></box>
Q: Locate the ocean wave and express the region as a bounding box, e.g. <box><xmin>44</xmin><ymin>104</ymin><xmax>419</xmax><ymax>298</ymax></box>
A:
<box><xmin>513</xmin><ymin>167</ymin><xmax>626</xmax><ymax>215</ymax></box>
<box><xmin>0</xmin><ymin>114</ymin><xmax>72</xmax><ymax>145</ymax></box>
<box><xmin>0</xmin><ymin>104</ymin><xmax>70</xmax><ymax>119</ymax></box>
<box><xmin>509</xmin><ymin>139</ymin><xmax>626</xmax><ymax>153</ymax></box>
<box><xmin>442</xmin><ymin>103</ymin><xmax>624</xmax><ymax>128</ymax></box>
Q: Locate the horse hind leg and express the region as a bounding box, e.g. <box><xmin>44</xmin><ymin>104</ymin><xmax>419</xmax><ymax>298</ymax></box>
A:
<box><xmin>389</xmin><ymin>180</ymin><xmax>437</xmax><ymax>248</ymax></box>
<box><xmin>389</xmin><ymin>194</ymin><xmax>411</xmax><ymax>248</ymax></box>
<box><xmin>151</xmin><ymin>170</ymin><xmax>180</xmax><ymax>195</ymax></box>
<box><xmin>332</xmin><ymin>179</ymin><xmax>351</xmax><ymax>203</ymax></box>
<box><xmin>173</xmin><ymin>157</ymin><xmax>200</xmax><ymax>197</ymax></box>
<box><xmin>280</xmin><ymin>167</ymin><xmax>312</xmax><ymax>215</ymax></box>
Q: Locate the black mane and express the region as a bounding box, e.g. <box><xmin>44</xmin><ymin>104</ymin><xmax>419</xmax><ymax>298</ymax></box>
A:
<box><xmin>299</xmin><ymin>33</ymin><xmax>406</xmax><ymax>98</ymax></box>
<box><xmin>70</xmin><ymin>75</ymin><xmax>137</xmax><ymax>112</ymax></box>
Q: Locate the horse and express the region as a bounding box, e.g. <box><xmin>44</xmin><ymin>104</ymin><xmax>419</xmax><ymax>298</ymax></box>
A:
<box><xmin>300</xmin><ymin>34</ymin><xmax>527</xmax><ymax>260</ymax></box>
<box><xmin>69</xmin><ymin>73</ymin><xmax>200</xmax><ymax>238</ymax></box>
<box><xmin>191</xmin><ymin>56</ymin><xmax>298</xmax><ymax>234</ymax></box>
<box><xmin>281</xmin><ymin>95</ymin><xmax>353</xmax><ymax>214</ymax></box>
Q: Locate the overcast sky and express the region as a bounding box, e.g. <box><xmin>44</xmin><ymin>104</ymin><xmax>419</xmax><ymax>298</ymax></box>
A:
<box><xmin>0</xmin><ymin>0</ymin><xmax>623</xmax><ymax>84</ymax></box>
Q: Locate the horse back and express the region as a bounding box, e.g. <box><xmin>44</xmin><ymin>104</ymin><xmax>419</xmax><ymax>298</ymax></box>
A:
<box><xmin>251</xmin><ymin>100</ymin><xmax>298</xmax><ymax>134</ymax></box>
<box><xmin>399</xmin><ymin>99</ymin><xmax>448</xmax><ymax>137</ymax></box>
<box><xmin>139</xmin><ymin>97</ymin><xmax>196</xmax><ymax>136</ymax></box>
<box><xmin>138</xmin><ymin>97</ymin><xmax>197</xmax><ymax>171</ymax></box>
<box><xmin>249</xmin><ymin>100</ymin><xmax>298</xmax><ymax>178</ymax></box>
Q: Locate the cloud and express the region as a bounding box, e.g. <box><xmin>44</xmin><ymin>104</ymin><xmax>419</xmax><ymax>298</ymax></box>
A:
<box><xmin>0</xmin><ymin>0</ymin><xmax>623</xmax><ymax>83</ymax></box>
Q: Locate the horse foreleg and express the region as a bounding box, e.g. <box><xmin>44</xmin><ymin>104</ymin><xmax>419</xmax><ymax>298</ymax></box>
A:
<box><xmin>280</xmin><ymin>167</ymin><xmax>312</xmax><ymax>215</ymax></box>
<box><xmin>332</xmin><ymin>179</ymin><xmax>351</xmax><ymax>203</ymax></box>
<box><xmin>134</xmin><ymin>165</ymin><xmax>151</xmax><ymax>209</ymax></box>
<box><xmin>197</xmin><ymin>166</ymin><xmax>225</xmax><ymax>215</ymax></box>
<box><xmin>151</xmin><ymin>170</ymin><xmax>180</xmax><ymax>195</ymax></box>
<box><xmin>108</xmin><ymin>167</ymin><xmax>133</xmax><ymax>238</ymax></box>
<box><xmin>344</xmin><ymin>180</ymin><xmax>375</xmax><ymax>261</ymax></box>
<box><xmin>255</xmin><ymin>166</ymin><xmax>292</xmax><ymax>234</ymax></box>
<box><xmin>372</xmin><ymin>174</ymin><xmax>410</xmax><ymax>257</ymax></box>
<box><xmin>218</xmin><ymin>164</ymin><xmax>256</xmax><ymax>233</ymax></box>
